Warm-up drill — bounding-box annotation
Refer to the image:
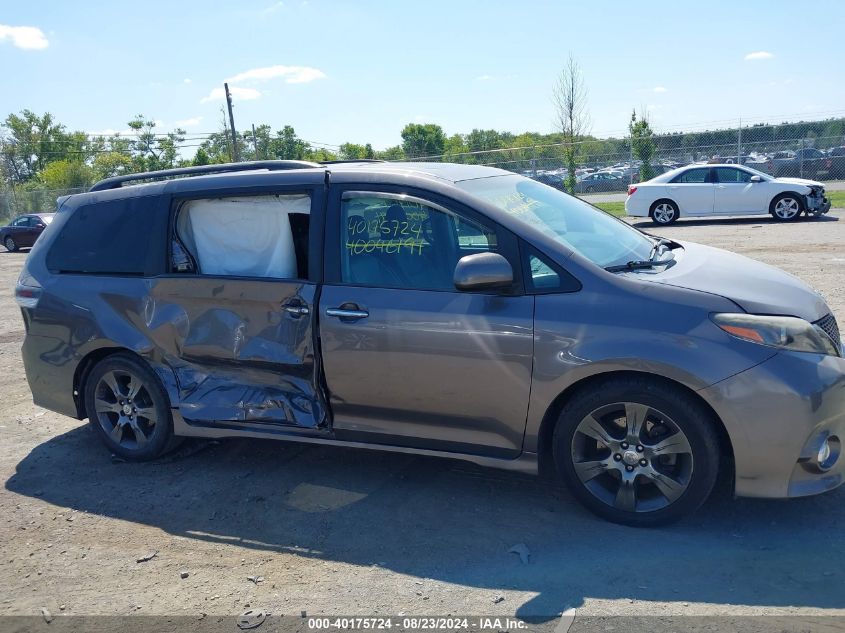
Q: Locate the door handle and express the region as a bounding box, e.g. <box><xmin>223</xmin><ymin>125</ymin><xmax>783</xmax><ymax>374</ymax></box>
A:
<box><xmin>281</xmin><ymin>299</ymin><xmax>310</xmax><ymax>317</ymax></box>
<box><xmin>326</xmin><ymin>307</ymin><xmax>369</xmax><ymax>320</ymax></box>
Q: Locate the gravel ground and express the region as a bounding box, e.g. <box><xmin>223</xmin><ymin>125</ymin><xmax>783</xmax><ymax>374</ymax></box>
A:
<box><xmin>1</xmin><ymin>212</ymin><xmax>844</xmax><ymax>626</ymax></box>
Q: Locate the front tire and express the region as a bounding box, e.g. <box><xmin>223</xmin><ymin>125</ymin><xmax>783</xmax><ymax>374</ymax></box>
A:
<box><xmin>770</xmin><ymin>193</ymin><xmax>803</xmax><ymax>222</ymax></box>
<box><xmin>650</xmin><ymin>200</ymin><xmax>679</xmax><ymax>225</ymax></box>
<box><xmin>4</xmin><ymin>236</ymin><xmax>18</xmax><ymax>252</ymax></box>
<box><xmin>553</xmin><ymin>377</ymin><xmax>720</xmax><ymax>527</ymax></box>
<box><xmin>84</xmin><ymin>353</ymin><xmax>175</xmax><ymax>461</ymax></box>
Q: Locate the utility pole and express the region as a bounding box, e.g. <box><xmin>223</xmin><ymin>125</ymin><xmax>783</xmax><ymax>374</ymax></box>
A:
<box><xmin>252</xmin><ymin>123</ymin><xmax>259</xmax><ymax>160</ymax></box>
<box><xmin>737</xmin><ymin>117</ymin><xmax>742</xmax><ymax>164</ymax></box>
<box><xmin>224</xmin><ymin>83</ymin><xmax>240</xmax><ymax>162</ymax></box>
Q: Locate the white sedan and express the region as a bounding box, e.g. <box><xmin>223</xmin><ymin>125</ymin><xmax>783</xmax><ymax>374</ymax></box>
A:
<box><xmin>624</xmin><ymin>164</ymin><xmax>831</xmax><ymax>225</ymax></box>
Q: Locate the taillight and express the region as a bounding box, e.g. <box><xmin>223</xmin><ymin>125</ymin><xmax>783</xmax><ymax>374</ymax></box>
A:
<box><xmin>15</xmin><ymin>269</ymin><xmax>42</xmax><ymax>309</ymax></box>
<box><xmin>627</xmin><ymin>185</ymin><xmax>637</xmax><ymax>196</ymax></box>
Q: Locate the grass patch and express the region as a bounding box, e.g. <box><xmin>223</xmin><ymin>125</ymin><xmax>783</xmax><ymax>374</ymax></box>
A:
<box><xmin>828</xmin><ymin>190</ymin><xmax>845</xmax><ymax>209</ymax></box>
<box><xmin>592</xmin><ymin>201</ymin><xmax>626</xmax><ymax>217</ymax></box>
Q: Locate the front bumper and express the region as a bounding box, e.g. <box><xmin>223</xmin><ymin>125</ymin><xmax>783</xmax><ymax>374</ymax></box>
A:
<box><xmin>806</xmin><ymin>192</ymin><xmax>831</xmax><ymax>216</ymax></box>
<box><xmin>699</xmin><ymin>348</ymin><xmax>845</xmax><ymax>498</ymax></box>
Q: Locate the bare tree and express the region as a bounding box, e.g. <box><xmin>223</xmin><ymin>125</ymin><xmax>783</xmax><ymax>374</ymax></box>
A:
<box><xmin>552</xmin><ymin>54</ymin><xmax>591</xmax><ymax>193</ymax></box>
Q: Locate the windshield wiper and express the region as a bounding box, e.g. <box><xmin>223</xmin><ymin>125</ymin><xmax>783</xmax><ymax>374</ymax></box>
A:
<box><xmin>605</xmin><ymin>239</ymin><xmax>676</xmax><ymax>273</ymax></box>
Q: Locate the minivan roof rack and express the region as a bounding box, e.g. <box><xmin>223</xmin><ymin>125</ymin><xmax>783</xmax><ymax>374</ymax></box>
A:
<box><xmin>319</xmin><ymin>159</ymin><xmax>386</xmax><ymax>164</ymax></box>
<box><xmin>89</xmin><ymin>160</ymin><xmax>323</xmax><ymax>192</ymax></box>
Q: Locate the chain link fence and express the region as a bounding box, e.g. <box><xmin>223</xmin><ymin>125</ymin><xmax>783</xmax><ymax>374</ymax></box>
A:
<box><xmin>403</xmin><ymin>119</ymin><xmax>845</xmax><ymax>195</ymax></box>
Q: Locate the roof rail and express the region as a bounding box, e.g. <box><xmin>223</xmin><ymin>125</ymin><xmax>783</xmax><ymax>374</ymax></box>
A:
<box><xmin>88</xmin><ymin>160</ymin><xmax>323</xmax><ymax>192</ymax></box>
<box><xmin>319</xmin><ymin>159</ymin><xmax>386</xmax><ymax>165</ymax></box>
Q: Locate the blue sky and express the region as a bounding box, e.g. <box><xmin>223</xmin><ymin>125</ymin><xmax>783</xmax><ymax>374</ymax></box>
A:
<box><xmin>2</xmin><ymin>0</ymin><xmax>845</xmax><ymax>150</ymax></box>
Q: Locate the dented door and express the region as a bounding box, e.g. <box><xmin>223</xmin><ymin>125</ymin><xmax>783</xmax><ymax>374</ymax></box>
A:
<box><xmin>147</xmin><ymin>277</ymin><xmax>325</xmax><ymax>428</ymax></box>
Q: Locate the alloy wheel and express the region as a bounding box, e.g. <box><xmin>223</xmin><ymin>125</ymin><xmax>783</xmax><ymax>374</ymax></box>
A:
<box><xmin>5</xmin><ymin>237</ymin><xmax>16</xmax><ymax>251</ymax></box>
<box><xmin>571</xmin><ymin>402</ymin><xmax>694</xmax><ymax>513</ymax></box>
<box><xmin>93</xmin><ymin>370</ymin><xmax>158</xmax><ymax>450</ymax></box>
<box><xmin>653</xmin><ymin>203</ymin><xmax>676</xmax><ymax>224</ymax></box>
<box><xmin>774</xmin><ymin>197</ymin><xmax>800</xmax><ymax>219</ymax></box>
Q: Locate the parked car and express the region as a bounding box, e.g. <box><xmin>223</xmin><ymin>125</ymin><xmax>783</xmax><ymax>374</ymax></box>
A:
<box><xmin>1</xmin><ymin>213</ymin><xmax>54</xmax><ymax>252</ymax></box>
<box><xmin>575</xmin><ymin>171</ymin><xmax>627</xmax><ymax>193</ymax></box>
<box><xmin>762</xmin><ymin>148</ymin><xmax>829</xmax><ymax>179</ymax></box>
<box><xmin>530</xmin><ymin>171</ymin><xmax>566</xmax><ymax>190</ymax></box>
<box><xmin>625</xmin><ymin>164</ymin><xmax>831</xmax><ymax>225</ymax></box>
<box><xmin>17</xmin><ymin>160</ymin><xmax>845</xmax><ymax>526</ymax></box>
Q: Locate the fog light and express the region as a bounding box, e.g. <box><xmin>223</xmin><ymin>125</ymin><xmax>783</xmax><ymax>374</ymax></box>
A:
<box><xmin>816</xmin><ymin>435</ymin><xmax>841</xmax><ymax>472</ymax></box>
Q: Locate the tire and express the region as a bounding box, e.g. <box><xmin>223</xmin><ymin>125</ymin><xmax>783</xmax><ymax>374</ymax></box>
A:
<box><xmin>552</xmin><ymin>376</ymin><xmax>720</xmax><ymax>527</ymax></box>
<box><xmin>586</xmin><ymin>186</ymin><xmax>595</xmax><ymax>194</ymax></box>
<box><xmin>769</xmin><ymin>193</ymin><xmax>804</xmax><ymax>222</ymax></box>
<box><xmin>84</xmin><ymin>353</ymin><xmax>175</xmax><ymax>461</ymax></box>
<box><xmin>650</xmin><ymin>200</ymin><xmax>679</xmax><ymax>225</ymax></box>
<box><xmin>4</xmin><ymin>236</ymin><xmax>17</xmax><ymax>252</ymax></box>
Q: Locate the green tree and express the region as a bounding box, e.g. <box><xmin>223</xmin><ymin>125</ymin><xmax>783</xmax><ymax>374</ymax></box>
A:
<box><xmin>400</xmin><ymin>123</ymin><xmax>446</xmax><ymax>159</ymax></box>
<box><xmin>0</xmin><ymin>110</ymin><xmax>75</xmax><ymax>183</ymax></box>
<box><xmin>630</xmin><ymin>109</ymin><xmax>656</xmax><ymax>181</ymax></box>
<box><xmin>38</xmin><ymin>159</ymin><xmax>94</xmax><ymax>190</ymax></box>
<box><xmin>339</xmin><ymin>142</ymin><xmax>375</xmax><ymax>160</ymax></box>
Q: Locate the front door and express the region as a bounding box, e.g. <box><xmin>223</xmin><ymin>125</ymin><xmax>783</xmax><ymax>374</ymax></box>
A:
<box><xmin>712</xmin><ymin>167</ymin><xmax>767</xmax><ymax>214</ymax></box>
<box><xmin>148</xmin><ymin>187</ymin><xmax>327</xmax><ymax>430</ymax></box>
<box><xmin>319</xmin><ymin>187</ymin><xmax>534</xmax><ymax>458</ymax></box>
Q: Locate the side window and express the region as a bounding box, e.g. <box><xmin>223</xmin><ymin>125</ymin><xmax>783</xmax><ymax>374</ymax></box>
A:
<box><xmin>523</xmin><ymin>245</ymin><xmax>580</xmax><ymax>294</ymax></box>
<box><xmin>12</xmin><ymin>217</ymin><xmax>30</xmax><ymax>227</ymax></box>
<box><xmin>671</xmin><ymin>169</ymin><xmax>710</xmax><ymax>184</ymax></box>
<box><xmin>714</xmin><ymin>168</ymin><xmax>751</xmax><ymax>183</ymax></box>
<box><xmin>340</xmin><ymin>193</ymin><xmax>497</xmax><ymax>290</ymax></box>
<box><xmin>174</xmin><ymin>193</ymin><xmax>311</xmax><ymax>279</ymax></box>
<box><xmin>46</xmin><ymin>198</ymin><xmax>158</xmax><ymax>275</ymax></box>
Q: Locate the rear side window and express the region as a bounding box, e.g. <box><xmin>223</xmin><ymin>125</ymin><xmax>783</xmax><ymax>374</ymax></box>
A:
<box><xmin>47</xmin><ymin>197</ymin><xmax>160</xmax><ymax>275</ymax></box>
<box><xmin>670</xmin><ymin>168</ymin><xmax>710</xmax><ymax>184</ymax></box>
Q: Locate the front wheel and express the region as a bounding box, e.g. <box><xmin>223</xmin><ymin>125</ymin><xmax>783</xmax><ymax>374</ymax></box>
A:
<box><xmin>553</xmin><ymin>377</ymin><xmax>720</xmax><ymax>527</ymax></box>
<box><xmin>84</xmin><ymin>353</ymin><xmax>175</xmax><ymax>461</ymax></box>
<box><xmin>4</xmin><ymin>236</ymin><xmax>17</xmax><ymax>252</ymax></box>
<box><xmin>770</xmin><ymin>193</ymin><xmax>803</xmax><ymax>221</ymax></box>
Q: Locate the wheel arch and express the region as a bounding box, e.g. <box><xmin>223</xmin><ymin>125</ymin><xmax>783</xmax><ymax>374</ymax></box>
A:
<box><xmin>72</xmin><ymin>347</ymin><xmax>177</xmax><ymax>419</ymax></box>
<box><xmin>535</xmin><ymin>370</ymin><xmax>734</xmax><ymax>484</ymax></box>
<box><xmin>649</xmin><ymin>197</ymin><xmax>680</xmax><ymax>218</ymax></box>
<box><xmin>769</xmin><ymin>190</ymin><xmax>806</xmax><ymax>214</ymax></box>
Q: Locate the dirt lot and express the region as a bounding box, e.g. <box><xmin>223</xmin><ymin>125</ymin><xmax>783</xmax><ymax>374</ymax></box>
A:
<box><xmin>1</xmin><ymin>212</ymin><xmax>845</xmax><ymax>625</ymax></box>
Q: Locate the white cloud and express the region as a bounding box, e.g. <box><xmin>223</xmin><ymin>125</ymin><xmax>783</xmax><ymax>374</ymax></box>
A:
<box><xmin>475</xmin><ymin>74</ymin><xmax>493</xmax><ymax>81</ymax></box>
<box><xmin>183</xmin><ymin>78</ymin><xmax>192</xmax><ymax>84</ymax></box>
<box><xmin>744</xmin><ymin>51</ymin><xmax>773</xmax><ymax>61</ymax></box>
<box><xmin>262</xmin><ymin>1</ymin><xmax>285</xmax><ymax>14</ymax></box>
<box><xmin>0</xmin><ymin>24</ymin><xmax>49</xmax><ymax>50</ymax></box>
<box><xmin>653</xmin><ymin>85</ymin><xmax>667</xmax><ymax>93</ymax></box>
<box><xmin>200</xmin><ymin>86</ymin><xmax>262</xmax><ymax>103</ymax></box>
<box><xmin>226</xmin><ymin>64</ymin><xmax>326</xmax><ymax>85</ymax></box>
<box><xmin>174</xmin><ymin>116</ymin><xmax>203</xmax><ymax>127</ymax></box>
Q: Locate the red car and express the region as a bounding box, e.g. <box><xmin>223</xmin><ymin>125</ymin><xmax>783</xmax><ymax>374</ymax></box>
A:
<box><xmin>1</xmin><ymin>213</ymin><xmax>54</xmax><ymax>252</ymax></box>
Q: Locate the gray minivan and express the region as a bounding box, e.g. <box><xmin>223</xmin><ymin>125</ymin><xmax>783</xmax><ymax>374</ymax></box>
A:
<box><xmin>16</xmin><ymin>160</ymin><xmax>845</xmax><ymax>526</ymax></box>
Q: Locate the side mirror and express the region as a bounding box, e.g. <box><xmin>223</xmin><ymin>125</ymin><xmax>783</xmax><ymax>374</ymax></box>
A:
<box><xmin>454</xmin><ymin>252</ymin><xmax>513</xmax><ymax>291</ymax></box>
<box><xmin>750</xmin><ymin>175</ymin><xmax>763</xmax><ymax>183</ymax></box>
<box><xmin>34</xmin><ymin>223</ymin><xmax>45</xmax><ymax>228</ymax></box>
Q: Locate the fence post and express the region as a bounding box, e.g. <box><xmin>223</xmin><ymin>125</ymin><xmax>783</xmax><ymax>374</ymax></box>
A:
<box><xmin>629</xmin><ymin>138</ymin><xmax>634</xmax><ymax>185</ymax></box>
<box><xmin>531</xmin><ymin>145</ymin><xmax>537</xmax><ymax>177</ymax></box>
<box><xmin>800</xmin><ymin>138</ymin><xmax>805</xmax><ymax>178</ymax></box>
<box><xmin>737</xmin><ymin>118</ymin><xmax>742</xmax><ymax>164</ymax></box>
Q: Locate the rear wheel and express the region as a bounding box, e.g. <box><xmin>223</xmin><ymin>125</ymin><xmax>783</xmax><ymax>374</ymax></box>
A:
<box><xmin>770</xmin><ymin>193</ymin><xmax>803</xmax><ymax>221</ymax></box>
<box><xmin>553</xmin><ymin>377</ymin><xmax>720</xmax><ymax>527</ymax></box>
<box><xmin>84</xmin><ymin>353</ymin><xmax>175</xmax><ymax>461</ymax></box>
<box><xmin>4</xmin><ymin>236</ymin><xmax>17</xmax><ymax>252</ymax></box>
<box><xmin>650</xmin><ymin>200</ymin><xmax>679</xmax><ymax>225</ymax></box>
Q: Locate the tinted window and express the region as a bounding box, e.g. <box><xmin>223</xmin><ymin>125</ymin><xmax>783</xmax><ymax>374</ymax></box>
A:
<box><xmin>340</xmin><ymin>193</ymin><xmax>497</xmax><ymax>290</ymax></box>
<box><xmin>12</xmin><ymin>217</ymin><xmax>30</xmax><ymax>227</ymax></box>
<box><xmin>47</xmin><ymin>198</ymin><xmax>159</xmax><ymax>274</ymax></box>
<box><xmin>714</xmin><ymin>167</ymin><xmax>752</xmax><ymax>183</ymax></box>
<box><xmin>671</xmin><ymin>168</ymin><xmax>710</xmax><ymax>184</ymax></box>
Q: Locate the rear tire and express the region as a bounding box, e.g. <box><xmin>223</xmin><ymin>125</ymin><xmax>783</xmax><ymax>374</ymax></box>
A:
<box><xmin>650</xmin><ymin>200</ymin><xmax>679</xmax><ymax>225</ymax></box>
<box><xmin>84</xmin><ymin>353</ymin><xmax>175</xmax><ymax>461</ymax></box>
<box><xmin>553</xmin><ymin>376</ymin><xmax>720</xmax><ymax>527</ymax></box>
<box><xmin>770</xmin><ymin>193</ymin><xmax>803</xmax><ymax>222</ymax></box>
<box><xmin>4</xmin><ymin>236</ymin><xmax>17</xmax><ymax>252</ymax></box>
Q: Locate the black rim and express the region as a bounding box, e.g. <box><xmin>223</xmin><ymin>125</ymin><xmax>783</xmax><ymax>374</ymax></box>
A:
<box><xmin>571</xmin><ymin>402</ymin><xmax>694</xmax><ymax>513</ymax></box>
<box><xmin>93</xmin><ymin>370</ymin><xmax>158</xmax><ymax>450</ymax></box>
<box><xmin>5</xmin><ymin>237</ymin><xmax>14</xmax><ymax>249</ymax></box>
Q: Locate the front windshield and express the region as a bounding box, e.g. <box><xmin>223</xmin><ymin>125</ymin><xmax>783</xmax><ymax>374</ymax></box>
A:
<box><xmin>456</xmin><ymin>174</ymin><xmax>654</xmax><ymax>268</ymax></box>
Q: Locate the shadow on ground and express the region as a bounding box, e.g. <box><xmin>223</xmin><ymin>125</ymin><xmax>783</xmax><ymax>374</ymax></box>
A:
<box><xmin>7</xmin><ymin>426</ymin><xmax>845</xmax><ymax>619</ymax></box>
<box><xmin>630</xmin><ymin>215</ymin><xmax>839</xmax><ymax>229</ymax></box>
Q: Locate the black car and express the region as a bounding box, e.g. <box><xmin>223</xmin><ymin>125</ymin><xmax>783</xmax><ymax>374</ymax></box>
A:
<box><xmin>1</xmin><ymin>213</ymin><xmax>54</xmax><ymax>252</ymax></box>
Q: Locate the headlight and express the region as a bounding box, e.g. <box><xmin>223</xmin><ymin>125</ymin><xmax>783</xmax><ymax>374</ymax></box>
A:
<box><xmin>711</xmin><ymin>313</ymin><xmax>840</xmax><ymax>356</ymax></box>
